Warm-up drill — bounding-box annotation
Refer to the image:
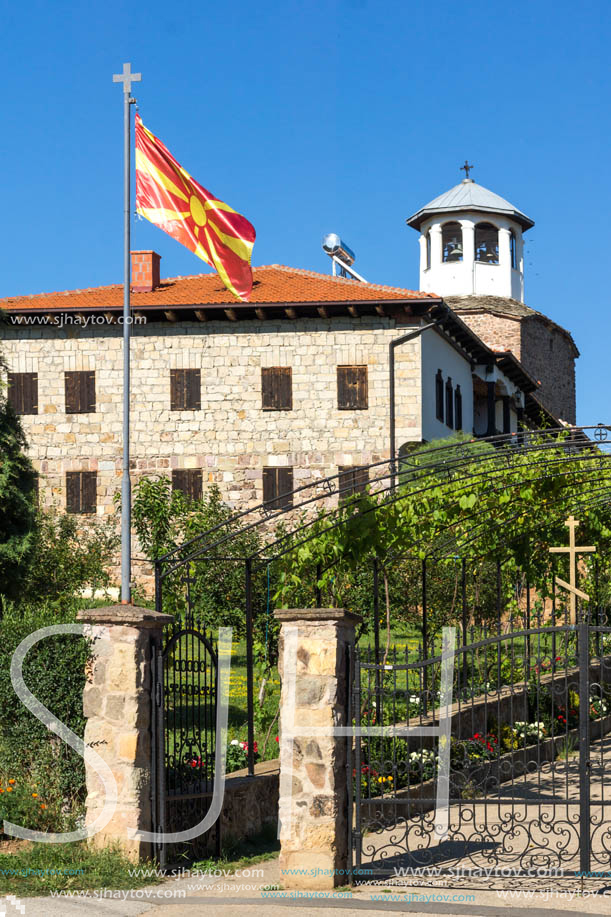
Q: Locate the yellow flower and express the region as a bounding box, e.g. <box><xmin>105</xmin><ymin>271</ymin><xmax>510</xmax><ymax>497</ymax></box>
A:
<box><xmin>0</xmin><ymin>789</ymin><xmax>4</xmax><ymax>794</ymax></box>
<box><xmin>6</xmin><ymin>787</ymin><xmax>12</xmax><ymax>793</ymax></box>
<box><xmin>31</xmin><ymin>793</ymin><xmax>38</xmax><ymax>798</ymax></box>
<box><xmin>8</xmin><ymin>779</ymin><xmax>15</xmax><ymax>785</ymax></box>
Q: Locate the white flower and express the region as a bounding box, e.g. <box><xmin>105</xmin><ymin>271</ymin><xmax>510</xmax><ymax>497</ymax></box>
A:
<box><xmin>230</xmin><ymin>739</ymin><xmax>240</xmax><ymax>746</ymax></box>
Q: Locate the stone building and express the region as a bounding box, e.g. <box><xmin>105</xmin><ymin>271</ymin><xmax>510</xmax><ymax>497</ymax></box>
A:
<box><xmin>0</xmin><ymin>259</ymin><xmax>539</xmax><ymax>538</ymax></box>
<box><xmin>407</xmin><ymin>177</ymin><xmax>579</xmax><ymax>422</ymax></box>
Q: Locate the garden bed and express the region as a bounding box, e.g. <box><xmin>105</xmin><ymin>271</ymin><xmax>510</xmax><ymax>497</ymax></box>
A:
<box><xmin>360</xmin><ymin>713</ymin><xmax>611</xmax><ymax>826</ymax></box>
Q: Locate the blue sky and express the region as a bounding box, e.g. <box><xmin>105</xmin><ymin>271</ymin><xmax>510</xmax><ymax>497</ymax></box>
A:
<box><xmin>1</xmin><ymin>0</ymin><xmax>608</xmax><ymax>424</ymax></box>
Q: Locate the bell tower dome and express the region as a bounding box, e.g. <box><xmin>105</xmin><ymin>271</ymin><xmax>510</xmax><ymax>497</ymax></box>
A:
<box><xmin>406</xmin><ymin>170</ymin><xmax>534</xmax><ymax>302</ymax></box>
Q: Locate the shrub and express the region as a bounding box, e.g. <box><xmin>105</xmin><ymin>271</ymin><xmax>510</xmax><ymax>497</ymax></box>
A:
<box><xmin>0</xmin><ymin>397</ymin><xmax>37</xmax><ymax>599</ymax></box>
<box><xmin>0</xmin><ymin>601</ymin><xmax>90</xmax><ymax>828</ymax></box>
<box><xmin>19</xmin><ymin>504</ymin><xmax>118</xmax><ymax>603</ymax></box>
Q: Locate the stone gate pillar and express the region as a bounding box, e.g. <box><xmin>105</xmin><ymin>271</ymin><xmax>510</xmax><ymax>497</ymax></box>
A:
<box><xmin>77</xmin><ymin>605</ymin><xmax>173</xmax><ymax>861</ymax></box>
<box><xmin>275</xmin><ymin>608</ymin><xmax>360</xmax><ymax>890</ymax></box>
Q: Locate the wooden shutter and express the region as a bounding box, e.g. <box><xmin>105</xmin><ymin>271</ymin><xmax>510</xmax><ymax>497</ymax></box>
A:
<box><xmin>171</xmin><ymin>370</ymin><xmax>200</xmax><ymax>410</ymax></box>
<box><xmin>185</xmin><ymin>370</ymin><xmax>201</xmax><ymax>410</ymax></box>
<box><xmin>83</xmin><ymin>371</ymin><xmax>96</xmax><ymax>412</ymax></box>
<box><xmin>172</xmin><ymin>469</ymin><xmax>202</xmax><ymax>501</ymax></box>
<box><xmin>187</xmin><ymin>470</ymin><xmax>203</xmax><ymax>501</ymax></box>
<box><xmin>262</xmin><ymin>467</ymin><xmax>293</xmax><ymax>509</ymax></box>
<box><xmin>65</xmin><ymin>372</ymin><xmax>78</xmax><ymax>413</ymax></box>
<box><xmin>261</xmin><ymin>367</ymin><xmax>292</xmax><ymax>410</ymax></box>
<box><xmin>65</xmin><ymin>371</ymin><xmax>95</xmax><ymax>413</ymax></box>
<box><xmin>81</xmin><ymin>472</ymin><xmax>97</xmax><ymax>514</ymax></box>
<box><xmin>454</xmin><ymin>385</ymin><xmax>463</xmax><ymax>431</ymax></box>
<box><xmin>445</xmin><ymin>378</ymin><xmax>453</xmax><ymax>429</ymax></box>
<box><xmin>25</xmin><ymin>373</ymin><xmax>38</xmax><ymax>414</ymax></box>
<box><xmin>66</xmin><ymin>472</ymin><xmax>81</xmax><ymax>513</ymax></box>
<box><xmin>337</xmin><ymin>366</ymin><xmax>368</xmax><ymax>410</ymax></box>
<box><xmin>262</xmin><ymin>468</ymin><xmax>276</xmax><ymax>506</ymax></box>
<box><xmin>338</xmin><ymin>465</ymin><xmax>369</xmax><ymax>498</ymax></box>
<box><xmin>66</xmin><ymin>471</ymin><xmax>96</xmax><ymax>513</ymax></box>
<box><xmin>7</xmin><ymin>374</ymin><xmax>21</xmax><ymax>413</ymax></box>
<box><xmin>8</xmin><ymin>373</ymin><xmax>38</xmax><ymax>414</ymax></box>
<box><xmin>277</xmin><ymin>467</ymin><xmax>293</xmax><ymax>508</ymax></box>
<box><xmin>170</xmin><ymin>370</ymin><xmax>183</xmax><ymax>410</ymax></box>
<box><xmin>435</xmin><ymin>370</ymin><xmax>444</xmax><ymax>422</ymax></box>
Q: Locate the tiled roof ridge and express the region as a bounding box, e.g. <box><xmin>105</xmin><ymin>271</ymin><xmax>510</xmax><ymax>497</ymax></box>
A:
<box><xmin>0</xmin><ymin>264</ymin><xmax>436</xmax><ymax>305</ymax></box>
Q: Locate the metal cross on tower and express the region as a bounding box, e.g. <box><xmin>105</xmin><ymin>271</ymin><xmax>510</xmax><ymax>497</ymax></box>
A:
<box><xmin>549</xmin><ymin>515</ymin><xmax>596</xmax><ymax>623</ymax></box>
<box><xmin>112</xmin><ymin>62</ymin><xmax>141</xmax><ymax>604</ymax></box>
<box><xmin>460</xmin><ymin>160</ymin><xmax>474</xmax><ymax>180</ymax></box>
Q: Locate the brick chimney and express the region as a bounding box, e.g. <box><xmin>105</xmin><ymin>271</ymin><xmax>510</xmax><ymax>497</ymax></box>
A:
<box><xmin>131</xmin><ymin>251</ymin><xmax>161</xmax><ymax>293</ymax></box>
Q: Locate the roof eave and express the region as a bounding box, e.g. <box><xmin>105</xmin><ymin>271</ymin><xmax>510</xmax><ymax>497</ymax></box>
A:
<box><xmin>406</xmin><ymin>206</ymin><xmax>534</xmax><ymax>232</ymax></box>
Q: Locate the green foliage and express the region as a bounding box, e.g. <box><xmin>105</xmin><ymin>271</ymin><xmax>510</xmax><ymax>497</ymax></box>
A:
<box><xmin>0</xmin><ymin>398</ymin><xmax>37</xmax><ymax>599</ymax></box>
<box><xmin>131</xmin><ymin>477</ymin><xmax>266</xmax><ymax>637</ymax></box>
<box><xmin>272</xmin><ymin>432</ymin><xmax>611</xmax><ymax>640</ymax></box>
<box><xmin>20</xmin><ymin>504</ymin><xmax>119</xmax><ymax>603</ymax></box>
<box><xmin>0</xmin><ymin>601</ymin><xmax>90</xmax><ymax>820</ymax></box>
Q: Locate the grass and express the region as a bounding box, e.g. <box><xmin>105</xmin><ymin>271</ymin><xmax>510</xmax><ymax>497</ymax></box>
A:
<box><xmin>0</xmin><ymin>841</ymin><xmax>162</xmax><ymax>897</ymax></box>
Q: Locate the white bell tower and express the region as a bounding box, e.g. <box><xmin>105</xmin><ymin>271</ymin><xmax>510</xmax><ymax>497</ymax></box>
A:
<box><xmin>406</xmin><ymin>165</ymin><xmax>534</xmax><ymax>302</ymax></box>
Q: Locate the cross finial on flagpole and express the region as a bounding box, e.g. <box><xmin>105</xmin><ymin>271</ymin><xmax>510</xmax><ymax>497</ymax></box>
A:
<box><xmin>113</xmin><ymin>62</ymin><xmax>141</xmax><ymax>95</ymax></box>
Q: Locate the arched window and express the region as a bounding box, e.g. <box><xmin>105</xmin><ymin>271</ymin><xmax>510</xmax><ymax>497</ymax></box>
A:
<box><xmin>425</xmin><ymin>231</ymin><xmax>431</xmax><ymax>269</ymax></box>
<box><xmin>475</xmin><ymin>222</ymin><xmax>499</xmax><ymax>263</ymax></box>
<box><xmin>442</xmin><ymin>222</ymin><xmax>463</xmax><ymax>262</ymax></box>
<box><xmin>510</xmin><ymin>230</ymin><xmax>517</xmax><ymax>269</ymax></box>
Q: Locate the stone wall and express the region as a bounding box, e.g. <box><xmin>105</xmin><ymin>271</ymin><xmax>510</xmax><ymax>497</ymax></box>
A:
<box><xmin>1</xmin><ymin>315</ymin><xmax>422</xmax><ymax>583</ymax></box>
<box><xmin>520</xmin><ymin>316</ymin><xmax>576</xmax><ymax>423</ymax></box>
<box><xmin>455</xmin><ymin>310</ymin><xmax>576</xmax><ymax>423</ymax></box>
<box><xmin>221</xmin><ymin>759</ymin><xmax>279</xmax><ymax>845</ymax></box>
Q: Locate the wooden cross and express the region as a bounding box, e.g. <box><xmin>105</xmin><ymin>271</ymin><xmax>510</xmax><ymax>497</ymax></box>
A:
<box><xmin>549</xmin><ymin>515</ymin><xmax>596</xmax><ymax>622</ymax></box>
<box><xmin>461</xmin><ymin>160</ymin><xmax>474</xmax><ymax>180</ymax></box>
<box><xmin>112</xmin><ymin>62</ymin><xmax>141</xmax><ymax>95</ymax></box>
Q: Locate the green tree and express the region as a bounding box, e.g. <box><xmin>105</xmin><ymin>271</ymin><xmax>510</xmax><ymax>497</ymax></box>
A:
<box><xmin>0</xmin><ymin>394</ymin><xmax>37</xmax><ymax>599</ymax></box>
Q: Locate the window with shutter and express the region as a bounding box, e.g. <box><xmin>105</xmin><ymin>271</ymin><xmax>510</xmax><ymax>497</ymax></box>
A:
<box><xmin>170</xmin><ymin>369</ymin><xmax>201</xmax><ymax>410</ymax></box>
<box><xmin>261</xmin><ymin>367</ymin><xmax>292</xmax><ymax>410</ymax></box>
<box><xmin>338</xmin><ymin>465</ymin><xmax>369</xmax><ymax>498</ymax></box>
<box><xmin>435</xmin><ymin>370</ymin><xmax>444</xmax><ymax>422</ymax></box>
<box><xmin>445</xmin><ymin>377</ymin><xmax>454</xmax><ymax>429</ymax></box>
<box><xmin>8</xmin><ymin>373</ymin><xmax>38</xmax><ymax>414</ymax></box>
<box><xmin>262</xmin><ymin>466</ymin><xmax>293</xmax><ymax>509</ymax></box>
<box><xmin>66</xmin><ymin>471</ymin><xmax>97</xmax><ymax>514</ymax></box>
<box><xmin>65</xmin><ymin>371</ymin><xmax>95</xmax><ymax>413</ymax></box>
<box><xmin>172</xmin><ymin>468</ymin><xmax>203</xmax><ymax>501</ymax></box>
<box><xmin>454</xmin><ymin>385</ymin><xmax>463</xmax><ymax>431</ymax></box>
<box><xmin>337</xmin><ymin>365</ymin><xmax>368</xmax><ymax>410</ymax></box>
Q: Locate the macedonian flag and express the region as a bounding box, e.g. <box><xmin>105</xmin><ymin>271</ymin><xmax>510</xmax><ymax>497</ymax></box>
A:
<box><xmin>135</xmin><ymin>115</ymin><xmax>256</xmax><ymax>301</ymax></box>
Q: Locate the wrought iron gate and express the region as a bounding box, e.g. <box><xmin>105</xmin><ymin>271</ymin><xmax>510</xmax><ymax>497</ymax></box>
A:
<box><xmin>151</xmin><ymin>617</ymin><xmax>220</xmax><ymax>867</ymax></box>
<box><xmin>349</xmin><ymin>617</ymin><xmax>611</xmax><ymax>880</ymax></box>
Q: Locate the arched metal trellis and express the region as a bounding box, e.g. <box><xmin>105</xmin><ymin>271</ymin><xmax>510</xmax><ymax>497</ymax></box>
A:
<box><xmin>151</xmin><ymin>425</ymin><xmax>611</xmax><ymax>877</ymax></box>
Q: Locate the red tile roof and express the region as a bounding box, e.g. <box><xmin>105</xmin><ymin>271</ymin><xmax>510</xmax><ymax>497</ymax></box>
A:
<box><xmin>0</xmin><ymin>265</ymin><xmax>437</xmax><ymax>312</ymax></box>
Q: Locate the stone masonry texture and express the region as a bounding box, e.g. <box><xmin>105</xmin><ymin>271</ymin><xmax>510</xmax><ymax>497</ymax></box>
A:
<box><xmin>0</xmin><ymin>315</ymin><xmax>421</xmax><ymax>583</ymax></box>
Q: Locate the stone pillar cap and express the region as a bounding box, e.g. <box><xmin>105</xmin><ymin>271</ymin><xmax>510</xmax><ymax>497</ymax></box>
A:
<box><xmin>274</xmin><ymin>608</ymin><xmax>362</xmax><ymax>625</ymax></box>
<box><xmin>77</xmin><ymin>604</ymin><xmax>174</xmax><ymax>627</ymax></box>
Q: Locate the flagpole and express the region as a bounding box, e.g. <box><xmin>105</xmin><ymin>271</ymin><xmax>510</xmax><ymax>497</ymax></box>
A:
<box><xmin>113</xmin><ymin>63</ymin><xmax>141</xmax><ymax>604</ymax></box>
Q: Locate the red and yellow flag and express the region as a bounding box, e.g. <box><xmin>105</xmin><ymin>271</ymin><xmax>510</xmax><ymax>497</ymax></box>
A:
<box><xmin>135</xmin><ymin>115</ymin><xmax>256</xmax><ymax>301</ymax></box>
